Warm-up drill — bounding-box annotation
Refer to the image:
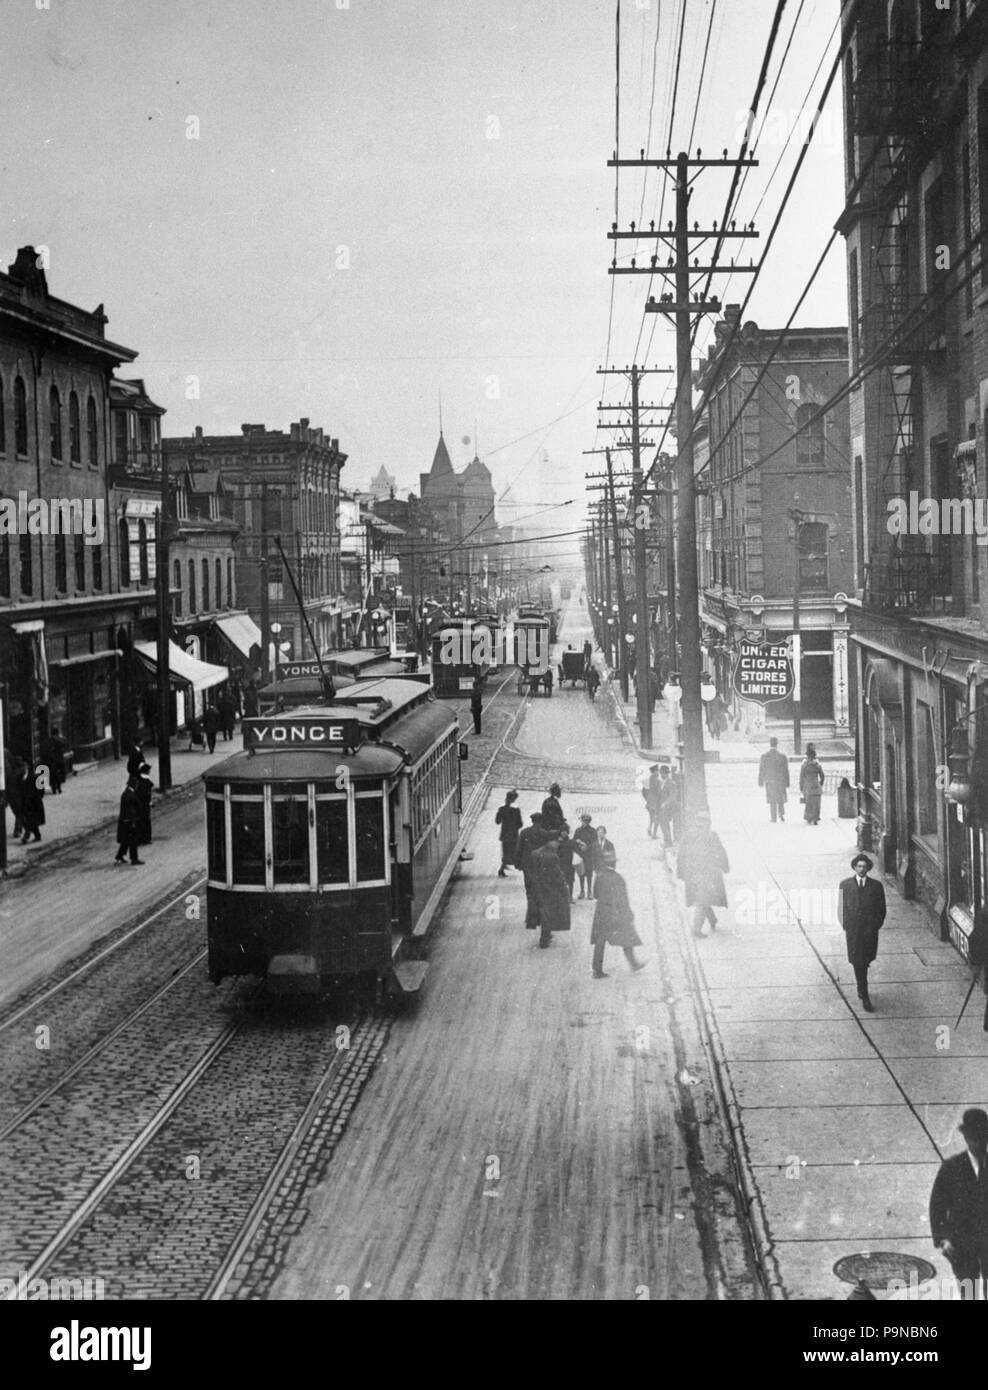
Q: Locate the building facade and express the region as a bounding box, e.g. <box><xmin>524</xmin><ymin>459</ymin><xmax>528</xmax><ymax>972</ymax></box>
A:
<box><xmin>0</xmin><ymin>248</ymin><xmax>156</xmax><ymax>764</ymax></box>
<box><xmin>163</xmin><ymin>419</ymin><xmax>345</xmax><ymax>666</ymax></box>
<box><xmin>839</xmin><ymin>0</ymin><xmax>988</xmax><ymax>965</ymax></box>
<box><xmin>694</xmin><ymin>311</ymin><xmax>854</xmax><ymax>741</ymax></box>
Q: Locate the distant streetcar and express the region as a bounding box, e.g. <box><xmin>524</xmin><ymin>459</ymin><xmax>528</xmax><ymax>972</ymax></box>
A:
<box><xmin>430</xmin><ymin>616</ymin><xmax>502</xmax><ymax>698</ymax></box>
<box><xmin>204</xmin><ymin>677</ymin><xmax>463</xmax><ymax>997</ymax></box>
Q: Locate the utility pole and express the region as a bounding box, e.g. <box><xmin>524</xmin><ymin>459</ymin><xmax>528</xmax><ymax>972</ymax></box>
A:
<box><xmin>259</xmin><ymin>481</ymin><xmax>270</xmax><ymax>685</ymax></box>
<box><xmin>155</xmin><ymin>451</ymin><xmax>173</xmax><ymax>793</ymax></box>
<box><xmin>609</xmin><ymin>146</ymin><xmax>759</xmax><ymax>821</ymax></box>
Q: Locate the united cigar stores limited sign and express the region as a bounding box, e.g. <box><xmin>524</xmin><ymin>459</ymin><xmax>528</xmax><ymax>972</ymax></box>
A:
<box><xmin>243</xmin><ymin>716</ymin><xmax>361</xmax><ymax>749</ymax></box>
<box><xmin>732</xmin><ymin>639</ymin><xmax>795</xmax><ymax>705</ymax></box>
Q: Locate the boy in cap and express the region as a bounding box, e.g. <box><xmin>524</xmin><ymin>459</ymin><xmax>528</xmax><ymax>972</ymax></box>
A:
<box><xmin>591</xmin><ymin>848</ymin><xmax>646</xmax><ymax>978</ymax></box>
<box><xmin>573</xmin><ymin>813</ymin><xmax>597</xmax><ymax>899</ymax></box>
<box><xmin>929</xmin><ymin>1108</ymin><xmax>988</xmax><ymax>1299</ymax></box>
<box><xmin>837</xmin><ymin>853</ymin><xmax>886</xmax><ymax>1012</ymax></box>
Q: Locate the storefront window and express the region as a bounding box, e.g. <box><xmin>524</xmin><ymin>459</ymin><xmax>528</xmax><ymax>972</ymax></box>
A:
<box><xmin>915</xmin><ymin>703</ymin><xmax>938</xmax><ymax>842</ymax></box>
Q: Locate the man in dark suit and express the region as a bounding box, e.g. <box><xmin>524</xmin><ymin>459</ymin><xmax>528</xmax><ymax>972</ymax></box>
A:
<box><xmin>929</xmin><ymin>1108</ymin><xmax>988</xmax><ymax>1299</ymax></box>
<box><xmin>515</xmin><ymin>812</ymin><xmax>550</xmax><ymax>931</ymax></box>
<box><xmin>837</xmin><ymin>853</ymin><xmax>886</xmax><ymax>1012</ymax></box>
<box><xmin>757</xmin><ymin>737</ymin><xmax>790</xmax><ymax>823</ymax></box>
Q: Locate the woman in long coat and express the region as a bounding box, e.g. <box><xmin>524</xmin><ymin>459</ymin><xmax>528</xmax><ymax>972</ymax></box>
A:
<box><xmin>5</xmin><ymin>750</ymin><xmax>24</xmax><ymax>839</ymax></box>
<box><xmin>799</xmin><ymin>744</ymin><xmax>824</xmax><ymax>825</ymax></box>
<box><xmin>677</xmin><ymin>812</ymin><xmax>729</xmax><ymax>936</ymax></box>
<box><xmin>591</xmin><ymin>850</ymin><xmax>645</xmax><ymax>976</ymax></box>
<box><xmin>541</xmin><ymin>782</ymin><xmax>565</xmax><ymax>831</ymax></box>
<box><xmin>19</xmin><ymin>764</ymin><xmax>45</xmax><ymax>842</ymax></box>
<box><xmin>530</xmin><ymin>836</ymin><xmax>571</xmax><ymax>947</ymax></box>
<box><xmin>495</xmin><ymin>789</ymin><xmax>522</xmax><ymax>877</ymax></box>
<box><xmin>135</xmin><ymin>762</ymin><xmax>154</xmax><ymax>846</ymax></box>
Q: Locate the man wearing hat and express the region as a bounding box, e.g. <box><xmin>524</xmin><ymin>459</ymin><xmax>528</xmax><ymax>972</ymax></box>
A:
<box><xmin>837</xmin><ymin>853</ymin><xmax>886</xmax><ymax>1012</ymax></box>
<box><xmin>757</xmin><ymin>736</ymin><xmax>790</xmax><ymax>823</ymax></box>
<box><xmin>573</xmin><ymin>813</ymin><xmax>597</xmax><ymax>899</ymax></box>
<box><xmin>591</xmin><ymin>848</ymin><xmax>646</xmax><ymax>978</ymax></box>
<box><xmin>643</xmin><ymin>764</ymin><xmax>663</xmax><ymax>839</ymax></box>
<box><xmin>530</xmin><ymin>830</ymin><xmax>571</xmax><ymax>948</ymax></box>
<box><xmin>929</xmin><ymin>1108</ymin><xmax>988</xmax><ymax>1298</ymax></box>
<box><xmin>541</xmin><ymin>782</ymin><xmax>565</xmax><ymax>832</ymax></box>
<box><xmin>676</xmin><ymin>810</ymin><xmax>730</xmax><ymax>937</ymax></box>
<box><xmin>515</xmin><ymin>812</ymin><xmax>550</xmax><ymax>931</ymax></box>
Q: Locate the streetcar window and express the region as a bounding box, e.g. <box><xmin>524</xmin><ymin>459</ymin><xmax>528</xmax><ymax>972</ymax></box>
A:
<box><xmin>354</xmin><ymin>793</ymin><xmax>386</xmax><ymax>881</ymax></box>
<box><xmin>272</xmin><ymin>792</ymin><xmax>310</xmax><ymax>885</ymax></box>
<box><xmin>230</xmin><ymin>799</ymin><xmax>266</xmax><ymax>885</ymax></box>
<box><xmin>315</xmin><ymin>796</ymin><xmax>349</xmax><ymax>884</ymax></box>
<box><xmin>206</xmin><ymin>797</ymin><xmax>226</xmax><ymax>881</ymax></box>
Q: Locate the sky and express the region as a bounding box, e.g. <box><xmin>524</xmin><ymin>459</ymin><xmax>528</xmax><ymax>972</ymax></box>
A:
<box><xmin>2</xmin><ymin>0</ymin><xmax>848</xmax><ymax>568</ymax></box>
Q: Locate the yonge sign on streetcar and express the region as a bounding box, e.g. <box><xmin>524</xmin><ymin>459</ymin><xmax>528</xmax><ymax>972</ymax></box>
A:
<box><xmin>733</xmin><ymin>640</ymin><xmax>795</xmax><ymax>704</ymax></box>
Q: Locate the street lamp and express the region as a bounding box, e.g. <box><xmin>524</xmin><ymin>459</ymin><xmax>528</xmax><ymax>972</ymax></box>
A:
<box><xmin>943</xmin><ymin>701</ymin><xmax>988</xmax><ymax>807</ymax></box>
<box><xmin>270</xmin><ymin>623</ymin><xmax>282</xmax><ymax>684</ymax></box>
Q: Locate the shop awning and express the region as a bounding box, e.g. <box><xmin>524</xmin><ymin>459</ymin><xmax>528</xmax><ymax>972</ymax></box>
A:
<box><xmin>213</xmin><ymin>613</ymin><xmax>262</xmax><ymax>660</ymax></box>
<box><xmin>134</xmin><ymin>640</ymin><xmax>227</xmax><ymax>693</ymax></box>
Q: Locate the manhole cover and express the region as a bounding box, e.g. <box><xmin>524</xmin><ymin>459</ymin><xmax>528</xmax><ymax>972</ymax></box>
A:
<box><xmin>833</xmin><ymin>1252</ymin><xmax>937</xmax><ymax>1290</ymax></box>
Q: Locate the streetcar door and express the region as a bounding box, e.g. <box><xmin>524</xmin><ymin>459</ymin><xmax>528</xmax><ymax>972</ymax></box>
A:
<box><xmin>390</xmin><ymin>779</ymin><xmax>413</xmax><ymax>929</ymax></box>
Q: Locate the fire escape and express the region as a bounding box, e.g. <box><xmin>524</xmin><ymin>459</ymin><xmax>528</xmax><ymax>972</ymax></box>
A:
<box><xmin>853</xmin><ymin>15</ymin><xmax>953</xmax><ymax>614</ymax></box>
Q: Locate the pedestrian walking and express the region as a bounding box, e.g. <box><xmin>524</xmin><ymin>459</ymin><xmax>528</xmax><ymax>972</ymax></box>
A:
<box><xmin>202</xmin><ymin>703</ymin><xmax>221</xmax><ymax>754</ymax></box>
<box><xmin>758</xmin><ymin>737</ymin><xmax>790</xmax><ymax>823</ymax></box>
<box><xmin>495</xmin><ymin>789</ymin><xmax>522</xmax><ymax>877</ymax></box>
<box><xmin>470</xmin><ymin>675</ymin><xmax>484</xmax><ymax>735</ymax></box>
<box><xmin>41</xmin><ymin>727</ymin><xmax>68</xmax><ymax>794</ymax></box>
<box><xmin>126</xmin><ymin>740</ymin><xmax>145</xmax><ymax>778</ymax></box>
<box><xmin>706</xmin><ymin>692</ymin><xmax>728</xmax><ymax>739</ymax></box>
<box><xmin>19</xmin><ymin>764</ymin><xmax>45</xmax><ymax>843</ymax></box>
<box><xmin>114</xmin><ymin>776</ymin><xmax>144</xmax><ymax>865</ymax></box>
<box><xmin>541</xmin><ymin>782</ymin><xmax>565</xmax><ymax>831</ymax></box>
<box><xmin>573</xmin><ymin>813</ymin><xmax>597</xmax><ymax>899</ymax></box>
<box><xmin>837</xmin><ymin>852</ymin><xmax>886</xmax><ymax>1012</ymax></box>
<box><xmin>218</xmin><ymin>692</ymin><xmax>237</xmax><ymax>741</ymax></box>
<box><xmin>657</xmin><ymin>766</ymin><xmax>682</xmax><ymax>847</ymax></box>
<box><xmin>554</xmin><ymin>822</ymin><xmax>586</xmax><ymax>902</ymax></box>
<box><xmin>586</xmin><ymin>666</ymin><xmax>600</xmax><ymax>702</ymax></box>
<box><xmin>135</xmin><ymin>762</ymin><xmax>154</xmax><ymax>846</ymax></box>
<box><xmin>188</xmin><ymin>715</ymin><xmax>205</xmax><ymax>752</ymax></box>
<box><xmin>644</xmin><ymin>764</ymin><xmax>663</xmax><ymax>839</ymax></box>
<box><xmin>5</xmin><ymin>749</ymin><xmax>25</xmax><ymax>839</ymax></box>
<box><xmin>799</xmin><ymin>743</ymin><xmax>824</xmax><ymax>824</ymax></box>
<box><xmin>530</xmin><ymin>832</ymin><xmax>571</xmax><ymax>948</ymax></box>
<box><xmin>515</xmin><ymin>812</ymin><xmax>550</xmax><ymax>931</ymax></box>
<box><xmin>677</xmin><ymin>811</ymin><xmax>729</xmax><ymax>937</ymax></box>
<box><xmin>929</xmin><ymin>1108</ymin><xmax>988</xmax><ymax>1300</ymax></box>
<box><xmin>591</xmin><ymin>848</ymin><xmax>646</xmax><ymax>978</ymax></box>
<box><xmin>582</xmin><ymin>639</ymin><xmax>592</xmax><ymax>669</ymax></box>
<box><xmin>243</xmin><ymin>683</ymin><xmax>260</xmax><ymax>719</ymax></box>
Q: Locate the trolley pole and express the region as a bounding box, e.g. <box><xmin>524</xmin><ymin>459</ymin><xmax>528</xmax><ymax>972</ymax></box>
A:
<box><xmin>259</xmin><ymin>481</ymin><xmax>270</xmax><ymax>686</ymax></box>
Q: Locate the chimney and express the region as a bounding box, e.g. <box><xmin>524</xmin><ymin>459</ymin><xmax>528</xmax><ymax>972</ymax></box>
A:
<box><xmin>195</xmin><ymin>426</ymin><xmax>204</xmax><ymax>440</ymax></box>
<box><xmin>290</xmin><ymin>422</ymin><xmax>300</xmax><ymax>441</ymax></box>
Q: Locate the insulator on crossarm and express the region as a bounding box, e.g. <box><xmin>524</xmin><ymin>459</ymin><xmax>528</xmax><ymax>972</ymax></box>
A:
<box><xmin>630</xmin><ymin>221</ymin><xmax>636</xmax><ymax>232</ymax></box>
<box><xmin>640</xmin><ymin>148</ymin><xmax>645</xmax><ymax>160</ymax></box>
<box><xmin>731</xmin><ymin>220</ymin><xmax>736</xmax><ymax>231</ymax></box>
<box><xmin>694</xmin><ymin>220</ymin><xmax>699</xmax><ymax>231</ymax></box>
<box><xmin>611</xmin><ymin>221</ymin><xmax>617</xmax><ymax>231</ymax></box>
<box><xmin>697</xmin><ymin>148</ymin><xmax>702</xmax><ymax>159</ymax></box>
<box><xmin>722</xmin><ymin>148</ymin><xmax>728</xmax><ymax>160</ymax></box>
<box><xmin>649</xmin><ymin>220</ymin><xmax>655</xmax><ymax>232</ymax></box>
<box><xmin>650</xmin><ymin>255</ymin><xmax>657</xmax><ymax>267</ymax></box>
<box><xmin>713</xmin><ymin>220</ymin><xmax>718</xmax><ymax>231</ymax></box>
<box><xmin>631</xmin><ymin>258</ymin><xmax>636</xmax><ymax>268</ymax></box>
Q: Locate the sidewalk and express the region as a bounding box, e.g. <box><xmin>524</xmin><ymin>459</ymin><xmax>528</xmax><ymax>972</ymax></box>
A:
<box><xmin>2</xmin><ymin>731</ymin><xmax>244</xmax><ymax>876</ymax></box>
<box><xmin>685</xmin><ymin>763</ymin><xmax>988</xmax><ymax>1300</ymax></box>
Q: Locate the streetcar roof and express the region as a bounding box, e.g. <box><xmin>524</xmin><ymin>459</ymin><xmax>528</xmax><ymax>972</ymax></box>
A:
<box><xmin>323</xmin><ymin>648</ymin><xmax>392</xmax><ymax>671</ymax></box>
<box><xmin>205</xmin><ymin>745</ymin><xmax>405</xmax><ymax>783</ymax></box>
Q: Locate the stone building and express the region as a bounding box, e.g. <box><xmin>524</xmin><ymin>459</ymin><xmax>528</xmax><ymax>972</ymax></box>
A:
<box><xmin>694</xmin><ymin>311</ymin><xmax>854</xmax><ymax>741</ymax></box>
<box><xmin>839</xmin><ymin>0</ymin><xmax>988</xmax><ymax>963</ymax></box>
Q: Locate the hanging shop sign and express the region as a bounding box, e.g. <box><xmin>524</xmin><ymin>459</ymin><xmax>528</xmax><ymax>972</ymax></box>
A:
<box><xmin>733</xmin><ymin>639</ymin><xmax>795</xmax><ymax>705</ymax></box>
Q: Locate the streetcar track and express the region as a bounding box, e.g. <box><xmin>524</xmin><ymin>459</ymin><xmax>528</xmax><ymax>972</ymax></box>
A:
<box><xmin>8</xmin><ymin>1019</ymin><xmax>243</xmax><ymax>1296</ymax></box>
<box><xmin>0</xmin><ymin>950</ymin><xmax>207</xmax><ymax>1144</ymax></box>
<box><xmin>0</xmin><ymin>872</ymin><xmax>207</xmax><ymax>1035</ymax></box>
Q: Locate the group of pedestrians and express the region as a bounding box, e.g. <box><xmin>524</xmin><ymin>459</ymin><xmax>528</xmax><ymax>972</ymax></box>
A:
<box><xmin>495</xmin><ymin>783</ymin><xmax>646</xmax><ymax>977</ymax></box>
<box><xmin>756</xmin><ymin>737</ymin><xmax>825</xmax><ymax>825</ymax></box>
<box><xmin>115</xmin><ymin>742</ymin><xmax>155</xmax><ymax>866</ymax></box>
<box><xmin>4</xmin><ymin>726</ymin><xmax>76</xmax><ymax>846</ymax></box>
<box><xmin>642</xmin><ymin>764</ymin><xmax>683</xmax><ymax>846</ymax></box>
<box><xmin>188</xmin><ymin>692</ymin><xmax>239</xmax><ymax>754</ymax></box>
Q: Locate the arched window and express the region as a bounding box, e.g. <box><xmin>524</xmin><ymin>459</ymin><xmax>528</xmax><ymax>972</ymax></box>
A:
<box><xmin>86</xmin><ymin>396</ymin><xmax>98</xmax><ymax>467</ymax></box>
<box><xmin>49</xmin><ymin>385</ymin><xmax>62</xmax><ymax>460</ymax></box>
<box><xmin>227</xmin><ymin>557</ymin><xmax>234</xmax><ymax>607</ymax></box>
<box><xmin>795</xmin><ymin>403</ymin><xmax>825</xmax><ymax>468</ymax></box>
<box><xmin>173</xmin><ymin>559</ymin><xmax>183</xmax><ymax>618</ymax></box>
<box><xmin>69</xmin><ymin>391</ymin><xmax>81</xmax><ymax>462</ymax></box>
<box><xmin>215</xmin><ymin>557</ymin><xmax>222</xmax><ymax>610</ymax></box>
<box><xmin>188</xmin><ymin>559</ymin><xmax>197</xmax><ymax>613</ymax></box>
<box><xmin>14</xmin><ymin>376</ymin><xmax>27</xmax><ymax>454</ymax></box>
<box><xmin>119</xmin><ymin>518</ymin><xmax>131</xmax><ymax>587</ymax></box>
<box><xmin>798</xmin><ymin>522</ymin><xmax>829</xmax><ymax>592</ymax></box>
<box><xmin>138</xmin><ymin>520</ymin><xmax>149</xmax><ymax>583</ymax></box>
<box><xmin>202</xmin><ymin>558</ymin><xmax>210</xmax><ymax>612</ymax></box>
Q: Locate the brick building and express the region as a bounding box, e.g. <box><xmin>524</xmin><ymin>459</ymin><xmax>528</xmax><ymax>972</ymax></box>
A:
<box><xmin>163</xmin><ymin>420</ymin><xmax>345</xmax><ymax>666</ymax></box>
<box><xmin>839</xmin><ymin>0</ymin><xmax>988</xmax><ymax>964</ymax></box>
<box><xmin>694</xmin><ymin>311</ymin><xmax>853</xmax><ymax>739</ymax></box>
<box><xmin>0</xmin><ymin>248</ymin><xmax>156</xmax><ymax>764</ymax></box>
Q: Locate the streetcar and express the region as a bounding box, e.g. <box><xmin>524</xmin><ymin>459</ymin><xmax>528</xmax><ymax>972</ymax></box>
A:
<box><xmin>204</xmin><ymin>677</ymin><xmax>464</xmax><ymax>997</ymax></box>
<box><xmin>430</xmin><ymin>616</ymin><xmax>501</xmax><ymax>698</ymax></box>
<box><xmin>512</xmin><ymin>610</ymin><xmax>551</xmax><ymax>695</ymax></box>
